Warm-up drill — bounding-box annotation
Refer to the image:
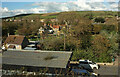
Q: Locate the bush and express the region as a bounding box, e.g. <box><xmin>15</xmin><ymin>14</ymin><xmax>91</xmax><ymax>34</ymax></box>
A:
<box><xmin>71</xmin><ymin>49</ymin><xmax>112</xmax><ymax>62</ymax></box>
<box><xmin>95</xmin><ymin>17</ymin><xmax>105</xmax><ymax>23</ymax></box>
<box><xmin>98</xmin><ymin>52</ymin><xmax>112</xmax><ymax>62</ymax></box>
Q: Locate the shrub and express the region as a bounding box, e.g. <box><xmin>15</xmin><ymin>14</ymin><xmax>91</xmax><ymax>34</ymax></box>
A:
<box><xmin>95</xmin><ymin>17</ymin><xmax>105</xmax><ymax>23</ymax></box>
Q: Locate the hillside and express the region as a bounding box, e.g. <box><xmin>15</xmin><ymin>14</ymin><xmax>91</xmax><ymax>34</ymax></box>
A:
<box><xmin>2</xmin><ymin>11</ymin><xmax>118</xmax><ymax>20</ymax></box>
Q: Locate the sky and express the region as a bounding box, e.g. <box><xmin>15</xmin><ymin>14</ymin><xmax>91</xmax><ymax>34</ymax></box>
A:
<box><xmin>0</xmin><ymin>0</ymin><xmax>119</xmax><ymax>18</ymax></box>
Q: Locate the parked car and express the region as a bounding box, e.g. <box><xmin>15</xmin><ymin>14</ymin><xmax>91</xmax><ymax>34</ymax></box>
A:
<box><xmin>78</xmin><ymin>60</ymin><xmax>99</xmax><ymax>70</ymax></box>
<box><xmin>71</xmin><ymin>69</ymin><xmax>98</xmax><ymax>77</ymax></box>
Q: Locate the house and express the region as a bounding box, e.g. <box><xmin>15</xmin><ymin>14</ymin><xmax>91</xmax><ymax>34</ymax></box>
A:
<box><xmin>50</xmin><ymin>19</ymin><xmax>58</xmax><ymax>22</ymax></box>
<box><xmin>38</xmin><ymin>27</ymin><xmax>44</xmax><ymax>34</ymax></box>
<box><xmin>2</xmin><ymin>50</ymin><xmax>73</xmax><ymax>73</ymax></box>
<box><xmin>40</xmin><ymin>19</ymin><xmax>45</xmax><ymax>22</ymax></box>
<box><xmin>4</xmin><ymin>35</ymin><xmax>29</xmax><ymax>50</ymax></box>
<box><xmin>31</xmin><ymin>20</ymin><xmax>34</xmax><ymax>22</ymax></box>
<box><xmin>13</xmin><ymin>20</ymin><xmax>17</xmax><ymax>22</ymax></box>
<box><xmin>9</xmin><ymin>19</ymin><xmax>13</xmax><ymax>22</ymax></box>
<box><xmin>18</xmin><ymin>20</ymin><xmax>22</xmax><ymax>22</ymax></box>
<box><xmin>5</xmin><ymin>19</ymin><xmax>9</xmax><ymax>22</ymax></box>
<box><xmin>50</xmin><ymin>25</ymin><xmax>60</xmax><ymax>34</ymax></box>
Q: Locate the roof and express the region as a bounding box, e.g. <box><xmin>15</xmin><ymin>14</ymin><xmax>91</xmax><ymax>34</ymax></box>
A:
<box><xmin>4</xmin><ymin>35</ymin><xmax>25</xmax><ymax>45</ymax></box>
<box><xmin>52</xmin><ymin>25</ymin><xmax>60</xmax><ymax>29</ymax></box>
<box><xmin>2</xmin><ymin>50</ymin><xmax>72</xmax><ymax>68</ymax></box>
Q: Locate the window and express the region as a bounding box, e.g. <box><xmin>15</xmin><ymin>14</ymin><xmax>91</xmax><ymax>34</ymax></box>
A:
<box><xmin>79</xmin><ymin>61</ymin><xmax>88</xmax><ymax>64</ymax></box>
<box><xmin>88</xmin><ymin>62</ymin><xmax>92</xmax><ymax>64</ymax></box>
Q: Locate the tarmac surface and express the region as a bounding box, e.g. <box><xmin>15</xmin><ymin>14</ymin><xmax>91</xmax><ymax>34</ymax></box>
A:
<box><xmin>94</xmin><ymin>56</ymin><xmax>119</xmax><ymax>77</ymax></box>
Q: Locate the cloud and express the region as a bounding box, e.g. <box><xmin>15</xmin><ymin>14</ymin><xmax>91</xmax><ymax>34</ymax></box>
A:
<box><xmin>1</xmin><ymin>0</ymin><xmax>119</xmax><ymax>18</ymax></box>
<box><xmin>107</xmin><ymin>2</ymin><xmax>119</xmax><ymax>11</ymax></box>
<box><xmin>1</xmin><ymin>7</ymin><xmax>47</xmax><ymax>18</ymax></box>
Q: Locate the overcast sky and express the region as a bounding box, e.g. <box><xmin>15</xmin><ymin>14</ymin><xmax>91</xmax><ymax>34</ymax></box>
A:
<box><xmin>0</xmin><ymin>0</ymin><xmax>119</xmax><ymax>18</ymax></box>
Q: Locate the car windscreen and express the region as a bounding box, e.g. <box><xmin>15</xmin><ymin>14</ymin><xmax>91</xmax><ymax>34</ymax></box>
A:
<box><xmin>79</xmin><ymin>61</ymin><xmax>88</xmax><ymax>64</ymax></box>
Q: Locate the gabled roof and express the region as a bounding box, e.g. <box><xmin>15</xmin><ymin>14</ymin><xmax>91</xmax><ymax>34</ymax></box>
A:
<box><xmin>52</xmin><ymin>25</ymin><xmax>60</xmax><ymax>29</ymax></box>
<box><xmin>4</xmin><ymin>35</ymin><xmax>25</xmax><ymax>45</ymax></box>
<box><xmin>3</xmin><ymin>50</ymin><xmax>72</xmax><ymax>68</ymax></box>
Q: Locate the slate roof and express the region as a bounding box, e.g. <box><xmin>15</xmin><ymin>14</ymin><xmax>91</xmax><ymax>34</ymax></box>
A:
<box><xmin>2</xmin><ymin>50</ymin><xmax>72</xmax><ymax>68</ymax></box>
<box><xmin>4</xmin><ymin>35</ymin><xmax>25</xmax><ymax>45</ymax></box>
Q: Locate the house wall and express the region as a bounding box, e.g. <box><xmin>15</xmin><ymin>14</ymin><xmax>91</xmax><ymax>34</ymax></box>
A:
<box><xmin>53</xmin><ymin>28</ymin><xmax>59</xmax><ymax>33</ymax></box>
<box><xmin>15</xmin><ymin>45</ymin><xmax>22</xmax><ymax>50</ymax></box>
<box><xmin>6</xmin><ymin>44</ymin><xmax>22</xmax><ymax>50</ymax></box>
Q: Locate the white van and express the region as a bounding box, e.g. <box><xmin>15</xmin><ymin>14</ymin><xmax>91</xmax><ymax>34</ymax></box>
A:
<box><xmin>78</xmin><ymin>60</ymin><xmax>99</xmax><ymax>70</ymax></box>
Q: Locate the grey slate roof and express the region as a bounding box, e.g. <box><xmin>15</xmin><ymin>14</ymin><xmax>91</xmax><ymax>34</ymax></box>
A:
<box><xmin>2</xmin><ymin>50</ymin><xmax>72</xmax><ymax>68</ymax></box>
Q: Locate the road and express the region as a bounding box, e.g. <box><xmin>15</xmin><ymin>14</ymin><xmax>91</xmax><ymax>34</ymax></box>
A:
<box><xmin>94</xmin><ymin>65</ymin><xmax>118</xmax><ymax>76</ymax></box>
<box><xmin>94</xmin><ymin>56</ymin><xmax>119</xmax><ymax>76</ymax></box>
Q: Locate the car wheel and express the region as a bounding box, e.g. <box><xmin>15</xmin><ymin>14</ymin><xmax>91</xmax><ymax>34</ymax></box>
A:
<box><xmin>94</xmin><ymin>67</ymin><xmax>97</xmax><ymax>69</ymax></box>
<box><xmin>93</xmin><ymin>67</ymin><xmax>97</xmax><ymax>72</ymax></box>
<box><xmin>98</xmin><ymin>65</ymin><xmax>100</xmax><ymax>69</ymax></box>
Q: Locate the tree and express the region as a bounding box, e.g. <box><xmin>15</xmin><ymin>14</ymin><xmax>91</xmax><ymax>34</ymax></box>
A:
<box><xmin>84</xmin><ymin>12</ymin><xmax>93</xmax><ymax>20</ymax></box>
<box><xmin>91</xmin><ymin>34</ymin><xmax>111</xmax><ymax>53</ymax></box>
<box><xmin>44</xmin><ymin>18</ymin><xmax>53</xmax><ymax>25</ymax></box>
<box><xmin>2</xmin><ymin>21</ymin><xmax>18</xmax><ymax>36</ymax></box>
<box><xmin>41</xmin><ymin>36</ymin><xmax>64</xmax><ymax>51</ymax></box>
<box><xmin>16</xmin><ymin>20</ymin><xmax>43</xmax><ymax>36</ymax></box>
<box><xmin>100</xmin><ymin>30</ymin><xmax>118</xmax><ymax>54</ymax></box>
<box><xmin>92</xmin><ymin>24</ymin><xmax>102</xmax><ymax>34</ymax></box>
<box><xmin>95</xmin><ymin>17</ymin><xmax>105</xmax><ymax>23</ymax></box>
<box><xmin>57</xmin><ymin>11</ymin><xmax>80</xmax><ymax>25</ymax></box>
<box><xmin>69</xmin><ymin>17</ymin><xmax>93</xmax><ymax>49</ymax></box>
<box><xmin>105</xmin><ymin>17</ymin><xmax>118</xmax><ymax>32</ymax></box>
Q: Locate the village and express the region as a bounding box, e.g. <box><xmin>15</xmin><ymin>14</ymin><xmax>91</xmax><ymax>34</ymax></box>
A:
<box><xmin>1</xmin><ymin>10</ymin><xmax>120</xmax><ymax>77</ymax></box>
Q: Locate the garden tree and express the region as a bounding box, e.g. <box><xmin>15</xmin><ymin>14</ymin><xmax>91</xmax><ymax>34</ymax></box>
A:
<box><xmin>92</xmin><ymin>24</ymin><xmax>102</xmax><ymax>34</ymax></box>
<box><xmin>16</xmin><ymin>20</ymin><xmax>43</xmax><ymax>36</ymax></box>
<box><xmin>105</xmin><ymin>17</ymin><xmax>118</xmax><ymax>32</ymax></box>
<box><xmin>91</xmin><ymin>34</ymin><xmax>111</xmax><ymax>53</ymax></box>
<box><xmin>17</xmin><ymin>26</ymin><xmax>30</xmax><ymax>36</ymax></box>
<box><xmin>58</xmin><ymin>12</ymin><xmax>93</xmax><ymax>49</ymax></box>
<box><xmin>2</xmin><ymin>21</ymin><xmax>18</xmax><ymax>36</ymax></box>
<box><xmin>90</xmin><ymin>34</ymin><xmax>113</xmax><ymax>62</ymax></box>
<box><xmin>17</xmin><ymin>21</ymin><xmax>31</xmax><ymax>35</ymax></box>
<box><xmin>57</xmin><ymin>12</ymin><xmax>80</xmax><ymax>50</ymax></box>
<box><xmin>41</xmin><ymin>36</ymin><xmax>64</xmax><ymax>51</ymax></box>
<box><xmin>100</xmin><ymin>30</ymin><xmax>118</xmax><ymax>54</ymax></box>
<box><xmin>57</xmin><ymin>11</ymin><xmax>80</xmax><ymax>25</ymax></box>
<box><xmin>71</xmin><ymin>49</ymin><xmax>96</xmax><ymax>61</ymax></box>
<box><xmin>84</xmin><ymin>12</ymin><xmax>93</xmax><ymax>19</ymax></box>
<box><xmin>94</xmin><ymin>17</ymin><xmax>105</xmax><ymax>23</ymax></box>
<box><xmin>44</xmin><ymin>18</ymin><xmax>53</xmax><ymax>25</ymax></box>
<box><xmin>30</xmin><ymin>21</ymin><xmax>43</xmax><ymax>35</ymax></box>
<box><xmin>68</xmin><ymin>17</ymin><xmax>93</xmax><ymax>49</ymax></box>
